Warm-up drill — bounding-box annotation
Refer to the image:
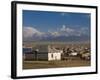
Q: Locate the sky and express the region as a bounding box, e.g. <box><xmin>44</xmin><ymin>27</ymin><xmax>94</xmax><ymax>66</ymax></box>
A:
<box><xmin>23</xmin><ymin>10</ymin><xmax>90</xmax><ymax>41</ymax></box>
<box><xmin>23</xmin><ymin>10</ymin><xmax>90</xmax><ymax>32</ymax></box>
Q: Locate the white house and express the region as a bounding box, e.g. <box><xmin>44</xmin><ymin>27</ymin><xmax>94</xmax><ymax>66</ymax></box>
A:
<box><xmin>48</xmin><ymin>46</ymin><xmax>63</xmax><ymax>61</ymax></box>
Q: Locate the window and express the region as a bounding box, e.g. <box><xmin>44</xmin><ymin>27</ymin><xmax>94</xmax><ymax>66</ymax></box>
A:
<box><xmin>51</xmin><ymin>54</ymin><xmax>53</xmax><ymax>58</ymax></box>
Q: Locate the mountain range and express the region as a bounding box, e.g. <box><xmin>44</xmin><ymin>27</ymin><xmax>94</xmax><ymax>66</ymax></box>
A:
<box><xmin>23</xmin><ymin>26</ymin><xmax>90</xmax><ymax>42</ymax></box>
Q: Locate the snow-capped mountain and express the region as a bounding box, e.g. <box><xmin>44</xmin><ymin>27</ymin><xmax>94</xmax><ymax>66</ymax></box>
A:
<box><xmin>23</xmin><ymin>25</ymin><xmax>90</xmax><ymax>42</ymax></box>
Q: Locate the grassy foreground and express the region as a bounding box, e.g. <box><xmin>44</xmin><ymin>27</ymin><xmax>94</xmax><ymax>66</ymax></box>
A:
<box><xmin>23</xmin><ymin>59</ymin><xmax>90</xmax><ymax>69</ymax></box>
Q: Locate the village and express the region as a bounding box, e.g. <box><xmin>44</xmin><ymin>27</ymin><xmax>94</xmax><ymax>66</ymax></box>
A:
<box><xmin>23</xmin><ymin>43</ymin><xmax>91</xmax><ymax>69</ymax></box>
<box><xmin>23</xmin><ymin>44</ymin><xmax>90</xmax><ymax>61</ymax></box>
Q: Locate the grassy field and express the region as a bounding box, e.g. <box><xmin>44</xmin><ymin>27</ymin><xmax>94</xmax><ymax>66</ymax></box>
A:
<box><xmin>23</xmin><ymin>59</ymin><xmax>90</xmax><ymax>69</ymax></box>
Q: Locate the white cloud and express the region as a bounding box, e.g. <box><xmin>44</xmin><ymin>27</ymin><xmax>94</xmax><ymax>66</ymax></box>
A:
<box><xmin>79</xmin><ymin>27</ymin><xmax>90</xmax><ymax>35</ymax></box>
<box><xmin>23</xmin><ymin>26</ymin><xmax>90</xmax><ymax>41</ymax></box>
<box><xmin>51</xmin><ymin>25</ymin><xmax>89</xmax><ymax>37</ymax></box>
<box><xmin>60</xmin><ymin>25</ymin><xmax>66</xmax><ymax>31</ymax></box>
<box><xmin>51</xmin><ymin>31</ymin><xmax>60</xmax><ymax>37</ymax></box>
<box><xmin>60</xmin><ymin>25</ymin><xmax>74</xmax><ymax>33</ymax></box>
<box><xmin>23</xmin><ymin>27</ymin><xmax>43</xmax><ymax>38</ymax></box>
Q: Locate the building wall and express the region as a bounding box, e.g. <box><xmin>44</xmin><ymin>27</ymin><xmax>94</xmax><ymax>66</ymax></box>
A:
<box><xmin>24</xmin><ymin>52</ymin><xmax>48</xmax><ymax>61</ymax></box>
<box><xmin>48</xmin><ymin>53</ymin><xmax>61</xmax><ymax>61</ymax></box>
<box><xmin>24</xmin><ymin>54</ymin><xmax>35</xmax><ymax>60</ymax></box>
<box><xmin>37</xmin><ymin>52</ymin><xmax>48</xmax><ymax>60</ymax></box>
<box><xmin>24</xmin><ymin>52</ymin><xmax>62</xmax><ymax>61</ymax></box>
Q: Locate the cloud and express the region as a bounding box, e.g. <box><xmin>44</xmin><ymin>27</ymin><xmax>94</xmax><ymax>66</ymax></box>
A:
<box><xmin>50</xmin><ymin>25</ymin><xmax>89</xmax><ymax>37</ymax></box>
<box><xmin>23</xmin><ymin>26</ymin><xmax>90</xmax><ymax>41</ymax></box>
<box><xmin>23</xmin><ymin>27</ymin><xmax>43</xmax><ymax>38</ymax></box>
<box><xmin>50</xmin><ymin>31</ymin><xmax>60</xmax><ymax>37</ymax></box>
<box><xmin>78</xmin><ymin>27</ymin><xmax>90</xmax><ymax>35</ymax></box>
<box><xmin>60</xmin><ymin>25</ymin><xmax>74</xmax><ymax>32</ymax></box>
